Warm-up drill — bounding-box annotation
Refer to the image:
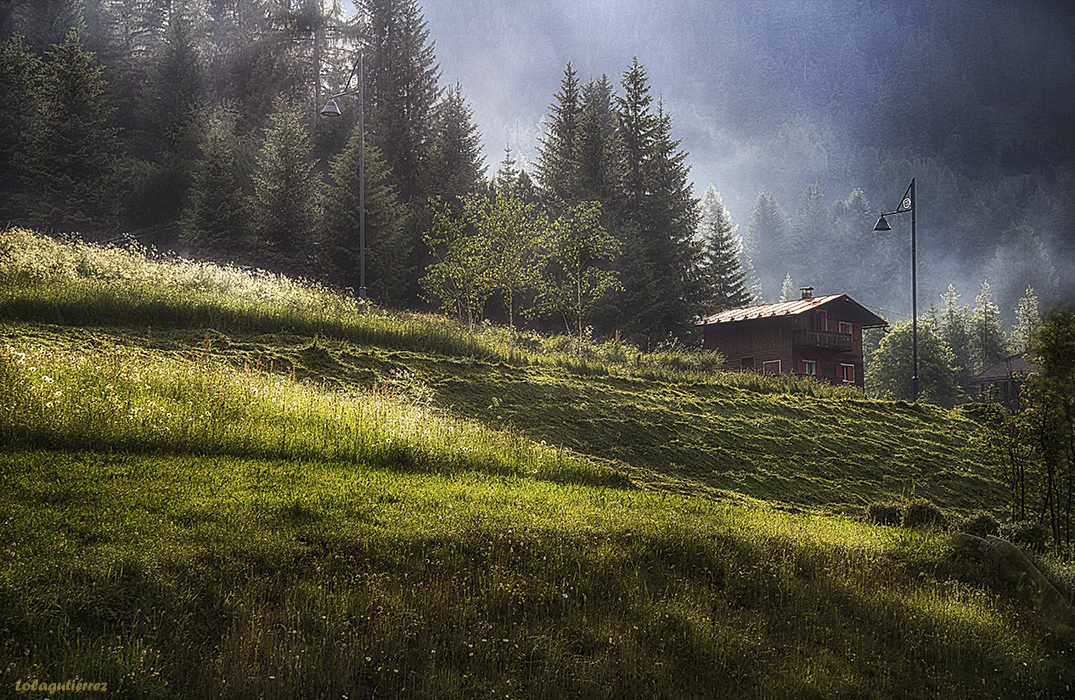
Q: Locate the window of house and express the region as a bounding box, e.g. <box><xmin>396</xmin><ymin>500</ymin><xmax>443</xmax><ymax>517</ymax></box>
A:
<box><xmin>815</xmin><ymin>311</ymin><xmax>827</xmax><ymax>331</ymax></box>
<box><xmin>799</xmin><ymin>359</ymin><xmax>817</xmax><ymax>376</ymax></box>
<box><xmin>840</xmin><ymin>363</ymin><xmax>855</xmax><ymax>383</ymax></box>
<box><xmin>763</xmin><ymin>360</ymin><xmax>781</xmax><ymax>375</ymax></box>
<box><xmin>839</xmin><ymin>322</ymin><xmax>853</xmax><ymax>335</ymax></box>
<box><xmin>741</xmin><ymin>356</ymin><xmax>755</xmax><ymax>370</ymax></box>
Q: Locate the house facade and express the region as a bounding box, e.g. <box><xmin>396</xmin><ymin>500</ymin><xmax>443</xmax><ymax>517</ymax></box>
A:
<box><xmin>697</xmin><ymin>288</ymin><xmax>887</xmax><ymax>388</ymax></box>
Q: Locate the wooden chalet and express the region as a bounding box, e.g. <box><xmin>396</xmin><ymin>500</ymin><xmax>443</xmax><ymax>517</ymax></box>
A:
<box><xmin>697</xmin><ymin>288</ymin><xmax>887</xmax><ymax>388</ymax></box>
<box><xmin>971</xmin><ymin>354</ymin><xmax>1038</xmax><ymax>411</ymax></box>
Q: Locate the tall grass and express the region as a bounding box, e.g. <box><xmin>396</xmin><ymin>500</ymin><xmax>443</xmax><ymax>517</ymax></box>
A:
<box><xmin>2</xmin><ymin>227</ymin><xmax>865</xmax><ymax>394</ymax></box>
<box><xmin>0</xmin><ymin>337</ymin><xmax>622</xmax><ymax>488</ymax></box>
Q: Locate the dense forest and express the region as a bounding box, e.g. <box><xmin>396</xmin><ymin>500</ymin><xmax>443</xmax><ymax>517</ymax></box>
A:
<box><xmin>1</xmin><ymin>0</ymin><xmax>1073</xmax><ymax>359</ymax></box>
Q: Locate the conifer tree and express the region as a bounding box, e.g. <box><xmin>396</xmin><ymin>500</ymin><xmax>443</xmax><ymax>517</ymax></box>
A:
<box><xmin>323</xmin><ymin>124</ymin><xmax>410</xmax><ymax>304</ymax></box>
<box><xmin>1010</xmin><ymin>286</ymin><xmax>1040</xmax><ymax>356</ymax></box>
<box><xmin>535</xmin><ymin>62</ymin><xmax>581</xmax><ymax>213</ymax></box>
<box><xmin>0</xmin><ymin>35</ymin><xmax>40</xmax><ymax>216</ymax></box>
<box><xmin>569</xmin><ymin>76</ymin><xmax>618</xmax><ymax>207</ymax></box>
<box><xmin>427</xmin><ymin>83</ymin><xmax>486</xmax><ymax>203</ymax></box>
<box><xmin>15</xmin><ymin>29</ymin><xmax>124</xmax><ymax>234</ymax></box>
<box><xmin>251</xmin><ymin>98</ymin><xmax>321</xmax><ymax>275</ymax></box>
<box><xmin>745</xmin><ymin>190</ymin><xmax>790</xmax><ymax>302</ymax></box>
<box><xmin>970</xmin><ymin>280</ymin><xmax>1009</xmax><ymax>374</ymax></box>
<box><xmin>362</xmin><ymin>0</ymin><xmax>440</xmax><ymax>204</ymax></box>
<box><xmin>790</xmin><ymin>182</ymin><xmax>830</xmax><ymax>286</ymax></box>
<box><xmin>181</xmin><ymin>112</ymin><xmax>250</xmax><ymax>259</ymax></box>
<box><xmin>699</xmin><ymin>189</ymin><xmax>751</xmax><ymax>315</ymax></box>
<box><xmin>939</xmin><ymin>284</ymin><xmax>973</xmax><ymax>394</ymax></box>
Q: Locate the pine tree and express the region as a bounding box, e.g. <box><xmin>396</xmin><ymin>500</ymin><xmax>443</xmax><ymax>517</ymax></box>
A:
<box><xmin>970</xmin><ymin>280</ymin><xmax>1009</xmax><ymax>374</ymax></box>
<box><xmin>699</xmin><ymin>190</ymin><xmax>751</xmax><ymax>315</ymax></box>
<box><xmin>251</xmin><ymin>98</ymin><xmax>321</xmax><ymax>276</ymax></box>
<box><xmin>745</xmin><ymin>190</ymin><xmax>790</xmax><ymax>301</ymax></box>
<box><xmin>535</xmin><ymin>62</ymin><xmax>581</xmax><ymax>213</ymax></box>
<box><xmin>14</xmin><ymin>29</ymin><xmax>125</xmax><ymax>234</ymax></box>
<box><xmin>1009</xmin><ymin>286</ymin><xmax>1040</xmax><ymax>356</ymax></box>
<box><xmin>362</xmin><ymin>0</ymin><xmax>440</xmax><ymax>204</ymax></box>
<box><xmin>569</xmin><ymin>76</ymin><xmax>618</xmax><ymax>207</ymax></box>
<box><xmin>181</xmin><ymin>112</ymin><xmax>250</xmax><ymax>260</ymax></box>
<box><xmin>323</xmin><ymin>124</ymin><xmax>410</xmax><ymax>304</ymax></box>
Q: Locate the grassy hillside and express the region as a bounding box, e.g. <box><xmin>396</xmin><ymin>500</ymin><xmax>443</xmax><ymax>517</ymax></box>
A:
<box><xmin>1</xmin><ymin>228</ymin><xmax>1071</xmax><ymax>698</ymax></box>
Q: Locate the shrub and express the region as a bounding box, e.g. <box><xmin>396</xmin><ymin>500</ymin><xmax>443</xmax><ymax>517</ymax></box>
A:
<box><xmin>865</xmin><ymin>501</ymin><xmax>901</xmax><ymax>526</ymax></box>
<box><xmin>903</xmin><ymin>499</ymin><xmax>946</xmax><ymax>529</ymax></box>
<box><xmin>953</xmin><ymin>512</ymin><xmax>1000</xmax><ymax>538</ymax></box>
<box><xmin>998</xmin><ymin>520</ymin><xmax>1050</xmax><ymax>553</ymax></box>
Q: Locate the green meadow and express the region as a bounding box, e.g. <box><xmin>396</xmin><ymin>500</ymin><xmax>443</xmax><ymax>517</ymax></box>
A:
<box><xmin>1</xmin><ymin>228</ymin><xmax>1071</xmax><ymax>698</ymax></box>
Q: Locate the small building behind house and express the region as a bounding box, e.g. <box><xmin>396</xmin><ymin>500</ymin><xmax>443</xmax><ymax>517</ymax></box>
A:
<box><xmin>697</xmin><ymin>287</ymin><xmax>887</xmax><ymax>388</ymax></box>
<box><xmin>971</xmin><ymin>354</ymin><xmax>1037</xmax><ymax>412</ymax></box>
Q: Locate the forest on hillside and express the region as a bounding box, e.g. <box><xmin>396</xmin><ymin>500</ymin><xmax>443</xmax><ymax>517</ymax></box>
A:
<box><xmin>1</xmin><ymin>0</ymin><xmax>1072</xmax><ymax>352</ymax></box>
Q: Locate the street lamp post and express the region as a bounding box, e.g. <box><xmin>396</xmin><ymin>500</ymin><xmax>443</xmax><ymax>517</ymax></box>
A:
<box><xmin>873</xmin><ymin>178</ymin><xmax>917</xmax><ymax>400</ymax></box>
<box><xmin>320</xmin><ymin>51</ymin><xmax>365</xmax><ymax>301</ymax></box>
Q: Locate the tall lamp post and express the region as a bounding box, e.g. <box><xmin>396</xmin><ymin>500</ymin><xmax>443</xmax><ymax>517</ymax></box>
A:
<box><xmin>873</xmin><ymin>178</ymin><xmax>917</xmax><ymax>400</ymax></box>
<box><xmin>320</xmin><ymin>52</ymin><xmax>365</xmax><ymax>301</ymax></box>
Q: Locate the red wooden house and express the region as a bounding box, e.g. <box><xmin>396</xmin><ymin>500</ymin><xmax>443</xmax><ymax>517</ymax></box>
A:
<box><xmin>697</xmin><ymin>288</ymin><xmax>887</xmax><ymax>387</ymax></box>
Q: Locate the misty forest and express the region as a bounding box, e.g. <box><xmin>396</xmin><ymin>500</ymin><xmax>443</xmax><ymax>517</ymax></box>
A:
<box><xmin>2</xmin><ymin>0</ymin><xmax>1074</xmax><ymax>402</ymax></box>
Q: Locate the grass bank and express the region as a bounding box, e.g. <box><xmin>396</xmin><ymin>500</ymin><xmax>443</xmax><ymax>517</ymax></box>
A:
<box><xmin>1</xmin><ymin>228</ymin><xmax>1070</xmax><ymax>697</ymax></box>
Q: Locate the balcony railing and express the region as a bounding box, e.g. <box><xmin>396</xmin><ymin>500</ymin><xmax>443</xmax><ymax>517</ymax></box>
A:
<box><xmin>793</xmin><ymin>329</ymin><xmax>853</xmax><ymax>351</ymax></box>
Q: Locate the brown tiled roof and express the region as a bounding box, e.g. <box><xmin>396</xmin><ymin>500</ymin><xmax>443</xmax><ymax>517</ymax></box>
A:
<box><xmin>698</xmin><ymin>294</ymin><xmax>887</xmax><ymax>327</ymax></box>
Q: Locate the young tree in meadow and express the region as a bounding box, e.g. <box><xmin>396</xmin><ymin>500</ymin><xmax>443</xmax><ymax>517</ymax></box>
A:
<box><xmin>1022</xmin><ymin>309</ymin><xmax>1075</xmax><ymax>551</ymax></box>
<box><xmin>536</xmin><ymin>201</ymin><xmax>622</xmax><ymax>353</ymax></box>
<box><xmin>15</xmin><ymin>29</ymin><xmax>125</xmax><ymax>234</ymax></box>
<box><xmin>465</xmin><ymin>186</ymin><xmax>545</xmax><ymax>335</ymax></box>
<box><xmin>420</xmin><ymin>199</ymin><xmax>493</xmax><ymax>333</ymax></box>
<box><xmin>251</xmin><ymin>98</ymin><xmax>321</xmax><ymax>276</ymax></box>
<box><xmin>322</xmin><ymin>126</ymin><xmax>410</xmax><ymax>304</ymax></box>
<box><xmin>865</xmin><ymin>320</ymin><xmax>962</xmax><ymax>406</ymax></box>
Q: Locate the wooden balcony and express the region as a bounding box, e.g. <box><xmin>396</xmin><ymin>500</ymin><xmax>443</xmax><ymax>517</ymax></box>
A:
<box><xmin>793</xmin><ymin>329</ymin><xmax>853</xmax><ymax>352</ymax></box>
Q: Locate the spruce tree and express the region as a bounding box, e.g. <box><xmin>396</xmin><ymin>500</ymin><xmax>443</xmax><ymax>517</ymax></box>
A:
<box><xmin>699</xmin><ymin>190</ymin><xmax>751</xmax><ymax>315</ymax></box>
<box><xmin>362</xmin><ymin>0</ymin><xmax>440</xmax><ymax>204</ymax></box>
<box><xmin>744</xmin><ymin>190</ymin><xmax>790</xmax><ymax>302</ymax></box>
<box><xmin>181</xmin><ymin>113</ymin><xmax>249</xmax><ymax>260</ymax></box>
<box><xmin>790</xmin><ymin>182</ymin><xmax>830</xmax><ymax>287</ymax></box>
<box><xmin>970</xmin><ymin>280</ymin><xmax>1009</xmax><ymax>374</ymax></box>
<box><xmin>1009</xmin><ymin>286</ymin><xmax>1040</xmax><ymax>356</ymax></box>
<box><xmin>569</xmin><ymin>76</ymin><xmax>617</xmax><ymax>207</ymax></box>
<box><xmin>427</xmin><ymin>83</ymin><xmax>486</xmax><ymax>203</ymax></box>
<box><xmin>323</xmin><ymin>125</ymin><xmax>410</xmax><ymax>304</ymax></box>
<box><xmin>939</xmin><ymin>284</ymin><xmax>973</xmax><ymax>394</ymax></box>
<box><xmin>251</xmin><ymin>98</ymin><xmax>321</xmax><ymax>276</ymax></box>
<box><xmin>0</xmin><ymin>35</ymin><xmax>40</xmax><ymax>217</ymax></box>
<box><xmin>535</xmin><ymin>62</ymin><xmax>581</xmax><ymax>214</ymax></box>
<box><xmin>15</xmin><ymin>29</ymin><xmax>124</xmax><ymax>234</ymax></box>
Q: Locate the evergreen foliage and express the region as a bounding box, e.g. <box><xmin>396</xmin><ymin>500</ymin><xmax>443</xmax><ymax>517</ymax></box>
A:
<box><xmin>14</xmin><ymin>29</ymin><xmax>124</xmax><ymax>234</ymax></box>
<box><xmin>180</xmin><ymin>112</ymin><xmax>250</xmax><ymax>260</ymax></box>
<box><xmin>970</xmin><ymin>280</ymin><xmax>1009</xmax><ymax>375</ymax></box>
<box><xmin>251</xmin><ymin>98</ymin><xmax>321</xmax><ymax>276</ymax></box>
<box><xmin>698</xmin><ymin>189</ymin><xmax>751</xmax><ymax>315</ymax></box>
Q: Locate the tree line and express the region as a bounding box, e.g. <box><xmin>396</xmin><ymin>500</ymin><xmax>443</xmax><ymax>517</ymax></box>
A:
<box><xmin>0</xmin><ymin>0</ymin><xmax>1066</xmax><ymax>351</ymax></box>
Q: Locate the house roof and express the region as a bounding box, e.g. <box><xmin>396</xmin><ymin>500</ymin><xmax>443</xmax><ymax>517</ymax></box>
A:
<box><xmin>697</xmin><ymin>294</ymin><xmax>888</xmax><ymax>328</ymax></box>
<box><xmin>971</xmin><ymin>354</ymin><xmax>1038</xmax><ymax>384</ymax></box>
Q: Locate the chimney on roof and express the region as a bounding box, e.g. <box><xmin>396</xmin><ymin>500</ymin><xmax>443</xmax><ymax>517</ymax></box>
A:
<box><xmin>800</xmin><ymin>287</ymin><xmax>814</xmax><ymax>299</ymax></box>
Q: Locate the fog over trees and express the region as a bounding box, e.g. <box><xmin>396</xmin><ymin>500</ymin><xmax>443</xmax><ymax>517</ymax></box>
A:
<box><xmin>1</xmin><ymin>0</ymin><xmax>1073</xmax><ymax>346</ymax></box>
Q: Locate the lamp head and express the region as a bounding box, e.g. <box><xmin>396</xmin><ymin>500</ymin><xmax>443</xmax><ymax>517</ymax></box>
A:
<box><xmin>873</xmin><ymin>214</ymin><xmax>891</xmax><ymax>232</ymax></box>
<box><xmin>320</xmin><ymin>99</ymin><xmax>342</xmax><ymax>117</ymax></box>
